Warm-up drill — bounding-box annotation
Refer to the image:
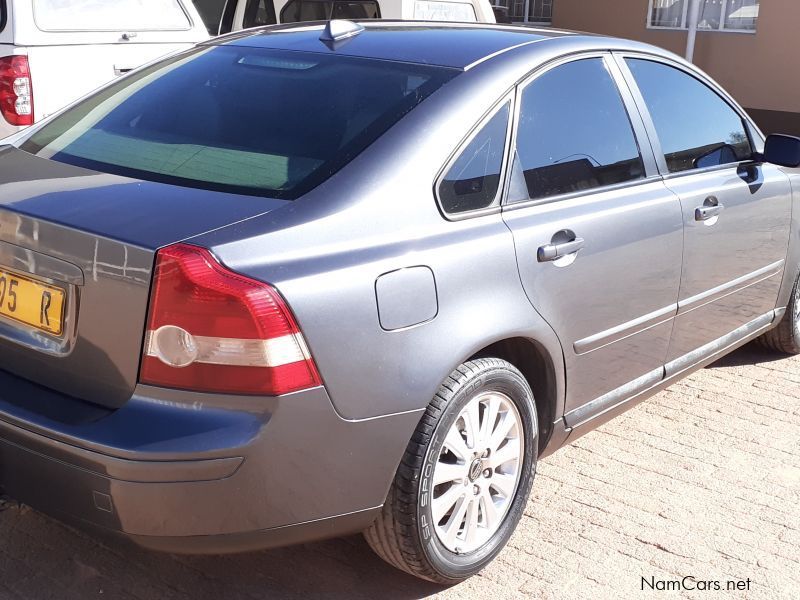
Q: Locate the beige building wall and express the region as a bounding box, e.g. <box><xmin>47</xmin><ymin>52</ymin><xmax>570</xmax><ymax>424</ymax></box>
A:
<box><xmin>551</xmin><ymin>0</ymin><xmax>800</xmax><ymax>134</ymax></box>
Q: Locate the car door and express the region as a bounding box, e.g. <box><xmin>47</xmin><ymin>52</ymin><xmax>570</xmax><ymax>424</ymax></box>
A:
<box><xmin>619</xmin><ymin>56</ymin><xmax>792</xmax><ymax>371</ymax></box>
<box><xmin>501</xmin><ymin>55</ymin><xmax>684</xmax><ymax>424</ymax></box>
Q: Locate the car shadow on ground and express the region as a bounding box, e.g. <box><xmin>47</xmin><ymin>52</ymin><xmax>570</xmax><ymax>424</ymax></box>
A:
<box><xmin>706</xmin><ymin>340</ymin><xmax>789</xmax><ymax>368</ymax></box>
<box><xmin>135</xmin><ymin>534</ymin><xmax>446</xmax><ymax>599</ymax></box>
<box><xmin>0</xmin><ymin>497</ymin><xmax>449</xmax><ymax>599</ymax></box>
<box><xmin>69</xmin><ymin>517</ymin><xmax>448</xmax><ymax>600</ymax></box>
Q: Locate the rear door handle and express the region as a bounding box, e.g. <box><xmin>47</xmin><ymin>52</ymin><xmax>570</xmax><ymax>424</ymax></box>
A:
<box><xmin>695</xmin><ymin>196</ymin><xmax>724</xmax><ymax>221</ymax></box>
<box><xmin>538</xmin><ymin>237</ymin><xmax>585</xmax><ymax>262</ymax></box>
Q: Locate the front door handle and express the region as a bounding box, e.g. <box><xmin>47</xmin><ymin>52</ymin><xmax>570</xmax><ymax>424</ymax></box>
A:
<box><xmin>538</xmin><ymin>237</ymin><xmax>585</xmax><ymax>262</ymax></box>
<box><xmin>695</xmin><ymin>196</ymin><xmax>724</xmax><ymax>221</ymax></box>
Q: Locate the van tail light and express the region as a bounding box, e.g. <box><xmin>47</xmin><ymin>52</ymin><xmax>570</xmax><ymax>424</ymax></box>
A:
<box><xmin>139</xmin><ymin>244</ymin><xmax>321</xmax><ymax>396</ymax></box>
<box><xmin>0</xmin><ymin>56</ymin><xmax>34</xmax><ymax>126</ymax></box>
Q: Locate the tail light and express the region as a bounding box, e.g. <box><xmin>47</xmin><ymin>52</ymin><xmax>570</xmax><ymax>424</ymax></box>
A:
<box><xmin>0</xmin><ymin>56</ymin><xmax>34</xmax><ymax>126</ymax></box>
<box><xmin>139</xmin><ymin>244</ymin><xmax>321</xmax><ymax>396</ymax></box>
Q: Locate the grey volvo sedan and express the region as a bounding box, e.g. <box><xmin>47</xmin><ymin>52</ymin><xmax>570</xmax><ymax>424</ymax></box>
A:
<box><xmin>0</xmin><ymin>20</ymin><xmax>799</xmax><ymax>584</ymax></box>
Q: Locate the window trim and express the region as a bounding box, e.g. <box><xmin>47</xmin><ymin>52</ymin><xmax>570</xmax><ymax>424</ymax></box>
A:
<box><xmin>646</xmin><ymin>0</ymin><xmax>758</xmax><ymax>34</ymax></box>
<box><xmin>612</xmin><ymin>51</ymin><xmax>764</xmax><ymax>181</ymax></box>
<box><xmin>434</xmin><ymin>92</ymin><xmax>516</xmax><ymax>221</ymax></box>
<box><xmin>500</xmin><ymin>52</ymin><xmax>659</xmax><ymax>212</ymax></box>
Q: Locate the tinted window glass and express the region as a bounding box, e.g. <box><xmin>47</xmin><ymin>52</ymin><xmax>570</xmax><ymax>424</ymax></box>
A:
<box><xmin>243</xmin><ymin>0</ymin><xmax>277</xmax><ymax>27</ymax></box>
<box><xmin>193</xmin><ymin>0</ymin><xmax>227</xmax><ymax>34</ymax></box>
<box><xmin>22</xmin><ymin>47</ymin><xmax>459</xmax><ymax>200</ymax></box>
<box><xmin>439</xmin><ymin>103</ymin><xmax>509</xmax><ymax>214</ymax></box>
<box><xmin>281</xmin><ymin>0</ymin><xmax>379</xmax><ymax>21</ymax></box>
<box><xmin>280</xmin><ymin>0</ymin><xmax>301</xmax><ymax>21</ymax></box>
<box><xmin>513</xmin><ymin>59</ymin><xmax>644</xmax><ymax>202</ymax></box>
<box><xmin>333</xmin><ymin>1</ymin><xmax>380</xmax><ymax>18</ymax></box>
<box><xmin>626</xmin><ymin>59</ymin><xmax>752</xmax><ymax>173</ymax></box>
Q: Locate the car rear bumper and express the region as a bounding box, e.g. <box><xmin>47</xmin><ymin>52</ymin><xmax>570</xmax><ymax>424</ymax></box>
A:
<box><xmin>0</xmin><ymin>369</ymin><xmax>421</xmax><ymax>552</ymax></box>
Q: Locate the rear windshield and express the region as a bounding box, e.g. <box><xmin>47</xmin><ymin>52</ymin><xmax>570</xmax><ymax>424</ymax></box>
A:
<box><xmin>21</xmin><ymin>46</ymin><xmax>459</xmax><ymax>199</ymax></box>
<box><xmin>33</xmin><ymin>0</ymin><xmax>191</xmax><ymax>32</ymax></box>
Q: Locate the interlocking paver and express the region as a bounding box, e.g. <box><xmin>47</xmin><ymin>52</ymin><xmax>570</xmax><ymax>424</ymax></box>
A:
<box><xmin>0</xmin><ymin>342</ymin><xmax>797</xmax><ymax>599</ymax></box>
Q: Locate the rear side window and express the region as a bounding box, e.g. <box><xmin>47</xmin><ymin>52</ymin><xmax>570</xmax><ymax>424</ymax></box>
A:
<box><xmin>439</xmin><ymin>102</ymin><xmax>510</xmax><ymax>215</ymax></box>
<box><xmin>414</xmin><ymin>1</ymin><xmax>477</xmax><ymax>21</ymax></box>
<box><xmin>626</xmin><ymin>59</ymin><xmax>752</xmax><ymax>173</ymax></box>
<box><xmin>511</xmin><ymin>58</ymin><xmax>645</xmax><ymax>203</ymax></box>
<box><xmin>281</xmin><ymin>0</ymin><xmax>380</xmax><ymax>22</ymax></box>
<box><xmin>33</xmin><ymin>0</ymin><xmax>191</xmax><ymax>31</ymax></box>
<box><xmin>21</xmin><ymin>47</ymin><xmax>459</xmax><ymax>200</ymax></box>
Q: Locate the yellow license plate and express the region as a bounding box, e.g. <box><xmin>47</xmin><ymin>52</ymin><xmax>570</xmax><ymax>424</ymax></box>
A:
<box><xmin>0</xmin><ymin>268</ymin><xmax>66</xmax><ymax>336</ymax></box>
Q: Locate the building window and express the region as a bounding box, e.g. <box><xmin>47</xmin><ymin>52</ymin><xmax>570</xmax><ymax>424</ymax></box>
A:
<box><xmin>529</xmin><ymin>0</ymin><xmax>553</xmax><ymax>23</ymax></box>
<box><xmin>499</xmin><ymin>0</ymin><xmax>552</xmax><ymax>23</ymax></box>
<box><xmin>648</xmin><ymin>0</ymin><xmax>759</xmax><ymax>33</ymax></box>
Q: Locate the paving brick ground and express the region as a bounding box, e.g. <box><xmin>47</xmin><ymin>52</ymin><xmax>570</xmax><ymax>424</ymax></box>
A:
<box><xmin>0</xmin><ymin>342</ymin><xmax>798</xmax><ymax>600</ymax></box>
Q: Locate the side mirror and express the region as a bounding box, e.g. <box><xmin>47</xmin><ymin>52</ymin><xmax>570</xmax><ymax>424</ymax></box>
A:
<box><xmin>764</xmin><ymin>134</ymin><xmax>800</xmax><ymax>168</ymax></box>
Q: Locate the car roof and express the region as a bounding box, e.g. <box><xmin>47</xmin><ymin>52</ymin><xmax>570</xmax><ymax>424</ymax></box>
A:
<box><xmin>211</xmin><ymin>21</ymin><xmax>581</xmax><ymax>69</ymax></box>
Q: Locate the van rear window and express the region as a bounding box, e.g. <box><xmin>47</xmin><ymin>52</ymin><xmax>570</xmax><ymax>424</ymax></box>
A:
<box><xmin>33</xmin><ymin>0</ymin><xmax>191</xmax><ymax>32</ymax></box>
<box><xmin>21</xmin><ymin>46</ymin><xmax>459</xmax><ymax>199</ymax></box>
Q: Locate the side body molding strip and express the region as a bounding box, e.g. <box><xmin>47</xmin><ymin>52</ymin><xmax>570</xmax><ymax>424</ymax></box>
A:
<box><xmin>573</xmin><ymin>304</ymin><xmax>676</xmax><ymax>355</ymax></box>
<box><xmin>572</xmin><ymin>261</ymin><xmax>784</xmax><ymax>357</ymax></box>
<box><xmin>664</xmin><ymin>310</ymin><xmax>775</xmax><ymax>378</ymax></box>
<box><xmin>677</xmin><ymin>260</ymin><xmax>785</xmax><ymax>315</ymax></box>
<box><xmin>565</xmin><ymin>309</ymin><xmax>779</xmax><ymax>430</ymax></box>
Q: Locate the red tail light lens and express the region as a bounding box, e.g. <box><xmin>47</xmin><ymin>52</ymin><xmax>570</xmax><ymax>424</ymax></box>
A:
<box><xmin>139</xmin><ymin>244</ymin><xmax>321</xmax><ymax>396</ymax></box>
<box><xmin>0</xmin><ymin>56</ymin><xmax>34</xmax><ymax>126</ymax></box>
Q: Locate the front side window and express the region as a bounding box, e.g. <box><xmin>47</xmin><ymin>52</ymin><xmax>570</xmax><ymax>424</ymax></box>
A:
<box><xmin>648</xmin><ymin>0</ymin><xmax>759</xmax><ymax>32</ymax></box>
<box><xmin>33</xmin><ymin>0</ymin><xmax>191</xmax><ymax>31</ymax></box>
<box><xmin>511</xmin><ymin>58</ymin><xmax>645</xmax><ymax>203</ymax></box>
<box><xmin>626</xmin><ymin>59</ymin><xmax>752</xmax><ymax>173</ymax></box>
<box><xmin>21</xmin><ymin>47</ymin><xmax>459</xmax><ymax>199</ymax></box>
<box><xmin>439</xmin><ymin>103</ymin><xmax>510</xmax><ymax>215</ymax></box>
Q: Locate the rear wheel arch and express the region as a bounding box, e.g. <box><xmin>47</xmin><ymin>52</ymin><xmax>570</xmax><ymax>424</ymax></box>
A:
<box><xmin>469</xmin><ymin>337</ymin><xmax>559</xmax><ymax>455</ymax></box>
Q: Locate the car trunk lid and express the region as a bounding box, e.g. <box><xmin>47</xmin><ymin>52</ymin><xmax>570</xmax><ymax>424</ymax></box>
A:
<box><xmin>0</xmin><ymin>146</ymin><xmax>287</xmax><ymax>408</ymax></box>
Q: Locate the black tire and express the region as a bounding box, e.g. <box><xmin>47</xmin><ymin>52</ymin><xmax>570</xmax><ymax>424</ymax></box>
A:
<box><xmin>364</xmin><ymin>358</ymin><xmax>538</xmax><ymax>584</ymax></box>
<box><xmin>757</xmin><ymin>271</ymin><xmax>800</xmax><ymax>354</ymax></box>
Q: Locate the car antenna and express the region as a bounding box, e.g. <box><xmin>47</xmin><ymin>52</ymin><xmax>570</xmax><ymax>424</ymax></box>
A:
<box><xmin>319</xmin><ymin>20</ymin><xmax>364</xmax><ymax>46</ymax></box>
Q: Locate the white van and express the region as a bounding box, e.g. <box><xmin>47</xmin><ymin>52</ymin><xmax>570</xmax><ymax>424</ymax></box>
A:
<box><xmin>210</xmin><ymin>0</ymin><xmax>495</xmax><ymax>34</ymax></box>
<box><xmin>0</xmin><ymin>0</ymin><xmax>209</xmax><ymax>137</ymax></box>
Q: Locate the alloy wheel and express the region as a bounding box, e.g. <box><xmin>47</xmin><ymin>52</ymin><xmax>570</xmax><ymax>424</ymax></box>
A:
<box><xmin>430</xmin><ymin>391</ymin><xmax>524</xmax><ymax>554</ymax></box>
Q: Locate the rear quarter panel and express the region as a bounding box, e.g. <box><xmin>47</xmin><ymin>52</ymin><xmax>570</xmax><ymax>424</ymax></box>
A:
<box><xmin>190</xmin><ymin>52</ymin><xmax>568</xmax><ymax>421</ymax></box>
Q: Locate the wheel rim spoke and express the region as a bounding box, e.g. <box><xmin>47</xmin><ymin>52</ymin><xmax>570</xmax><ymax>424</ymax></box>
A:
<box><xmin>464</xmin><ymin>400</ymin><xmax>481</xmax><ymax>450</ymax></box>
<box><xmin>429</xmin><ymin>390</ymin><xmax>525</xmax><ymax>554</ymax></box>
<box><xmin>486</xmin><ymin>440</ymin><xmax>519</xmax><ymax>469</ymax></box>
<box><xmin>464</xmin><ymin>498</ymin><xmax>480</xmax><ymax>546</ymax></box>
<box><xmin>432</xmin><ymin>461</ymin><xmax>466</xmax><ymax>486</ymax></box>
<box><xmin>480</xmin><ymin>395</ymin><xmax>501</xmax><ymax>447</ymax></box>
<box><xmin>488</xmin><ymin>411</ymin><xmax>517</xmax><ymax>452</ymax></box>
<box><xmin>443</xmin><ymin>495</ymin><xmax>470</xmax><ymax>546</ymax></box>
<box><xmin>432</xmin><ymin>485</ymin><xmax>465</xmax><ymax>523</ymax></box>
<box><xmin>490</xmin><ymin>472</ymin><xmax>517</xmax><ymax>499</ymax></box>
<box><xmin>444</xmin><ymin>428</ymin><xmax>470</xmax><ymax>462</ymax></box>
<box><xmin>480</xmin><ymin>488</ymin><xmax>500</xmax><ymax>530</ymax></box>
